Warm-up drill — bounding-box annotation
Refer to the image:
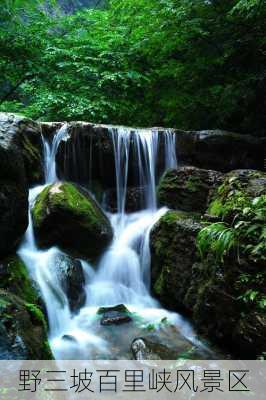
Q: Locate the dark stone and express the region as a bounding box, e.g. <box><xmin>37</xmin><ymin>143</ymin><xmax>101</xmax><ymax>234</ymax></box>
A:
<box><xmin>101</xmin><ymin>313</ymin><xmax>132</xmax><ymax>326</ymax></box>
<box><xmin>40</xmin><ymin>121</ymin><xmax>65</xmax><ymax>141</ymax></box>
<box><xmin>54</xmin><ymin>253</ymin><xmax>86</xmax><ymax>312</ymax></box>
<box><xmin>0</xmin><ymin>112</ymin><xmax>45</xmax><ymax>257</ymax></box>
<box><xmin>0</xmin><ymin>183</ymin><xmax>28</xmax><ymax>258</ymax></box>
<box><xmin>97</xmin><ymin>304</ymin><xmax>132</xmax><ymax>326</ymax></box>
<box><xmin>175</xmin><ymin>129</ymin><xmax>265</xmax><ymax>172</ymax></box>
<box><xmin>56</xmin><ymin>122</ymin><xmax>116</xmax><ymax>188</ymax></box>
<box><xmin>131</xmin><ymin>337</ymin><xmax>174</xmax><ymax>360</ymax></box>
<box><xmin>105</xmin><ymin>186</ymin><xmax>145</xmax><ymax>213</ymax></box>
<box><xmin>150</xmin><ymin>210</ymin><xmax>202</xmax><ymax>310</ymax></box>
<box><xmin>157</xmin><ymin>166</ymin><xmax>223</xmax><ymax>213</ymax></box>
<box><xmin>62</xmin><ymin>334</ymin><xmax>78</xmax><ymax>343</ymax></box>
<box><xmin>0</xmin><ymin>289</ymin><xmax>52</xmax><ymax>359</ymax></box>
<box><xmin>32</xmin><ymin>182</ymin><xmax>113</xmax><ymax>261</ymax></box>
<box><xmin>0</xmin><ymin>112</ymin><xmax>44</xmax><ymax>185</ymax></box>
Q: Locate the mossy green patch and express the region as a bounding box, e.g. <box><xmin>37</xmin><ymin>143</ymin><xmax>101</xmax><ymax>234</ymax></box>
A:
<box><xmin>186</xmin><ymin>175</ymin><xmax>202</xmax><ymax>192</ymax></box>
<box><xmin>26</xmin><ymin>303</ymin><xmax>47</xmax><ymax>328</ymax></box>
<box><xmin>154</xmin><ymin>271</ymin><xmax>164</xmax><ymax>296</ymax></box>
<box><xmin>32</xmin><ymin>184</ymin><xmax>51</xmax><ymax>227</ymax></box>
<box><xmin>32</xmin><ymin>182</ymin><xmax>107</xmax><ymax>229</ymax></box>
<box><xmin>0</xmin><ymin>255</ymin><xmax>40</xmax><ymax>304</ymax></box>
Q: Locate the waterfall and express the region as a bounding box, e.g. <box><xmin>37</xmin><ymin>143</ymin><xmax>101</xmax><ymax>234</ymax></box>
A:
<box><xmin>18</xmin><ymin>124</ymin><xmax>207</xmax><ymax>360</ymax></box>
<box><xmin>43</xmin><ymin>124</ymin><xmax>69</xmax><ymax>183</ymax></box>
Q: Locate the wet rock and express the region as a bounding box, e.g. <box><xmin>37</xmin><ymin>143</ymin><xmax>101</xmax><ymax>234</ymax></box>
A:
<box><xmin>62</xmin><ymin>334</ymin><xmax>78</xmax><ymax>343</ymax></box>
<box><xmin>40</xmin><ymin>121</ymin><xmax>65</xmax><ymax>141</ymax></box>
<box><xmin>32</xmin><ymin>182</ymin><xmax>113</xmax><ymax>261</ymax></box>
<box><xmin>0</xmin><ymin>112</ymin><xmax>44</xmax><ymax>185</ymax></box>
<box><xmin>150</xmin><ymin>210</ymin><xmax>202</xmax><ymax>310</ymax></box>
<box><xmin>54</xmin><ymin>253</ymin><xmax>86</xmax><ymax>312</ymax></box>
<box><xmin>0</xmin><ymin>183</ymin><xmax>28</xmax><ymax>258</ymax></box>
<box><xmin>175</xmin><ymin>129</ymin><xmax>265</xmax><ymax>172</ymax></box>
<box><xmin>0</xmin><ymin>113</ymin><xmax>44</xmax><ymax>257</ymax></box>
<box><xmin>151</xmin><ymin>170</ymin><xmax>266</xmax><ymax>357</ymax></box>
<box><xmin>0</xmin><ymin>255</ymin><xmax>42</xmax><ymax>305</ymax></box>
<box><xmin>158</xmin><ymin>166</ymin><xmax>223</xmax><ymax>213</ymax></box>
<box><xmin>0</xmin><ymin>289</ymin><xmax>52</xmax><ymax>359</ymax></box>
<box><xmin>131</xmin><ymin>334</ymin><xmax>193</xmax><ymax>360</ymax></box>
<box><xmin>97</xmin><ymin>304</ymin><xmax>132</xmax><ymax>326</ymax></box>
<box><xmin>105</xmin><ymin>186</ymin><xmax>145</xmax><ymax>213</ymax></box>
<box><xmin>56</xmin><ymin>122</ymin><xmax>115</xmax><ymax>188</ymax></box>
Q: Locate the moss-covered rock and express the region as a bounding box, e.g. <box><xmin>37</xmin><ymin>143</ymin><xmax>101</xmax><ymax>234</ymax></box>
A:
<box><xmin>157</xmin><ymin>166</ymin><xmax>222</xmax><ymax>212</ymax></box>
<box><xmin>0</xmin><ymin>112</ymin><xmax>44</xmax><ymax>186</ymax></box>
<box><xmin>0</xmin><ymin>255</ymin><xmax>41</xmax><ymax>305</ymax></box>
<box><xmin>32</xmin><ymin>182</ymin><xmax>113</xmax><ymax>261</ymax></box>
<box><xmin>150</xmin><ymin>210</ymin><xmax>202</xmax><ymax>309</ymax></box>
<box><xmin>208</xmin><ymin>169</ymin><xmax>266</xmax><ymax>221</ymax></box>
<box><xmin>0</xmin><ymin>290</ymin><xmax>52</xmax><ymax>359</ymax></box>
<box><xmin>0</xmin><ymin>113</ymin><xmax>44</xmax><ymax>258</ymax></box>
<box><xmin>151</xmin><ymin>172</ymin><xmax>266</xmax><ymax>357</ymax></box>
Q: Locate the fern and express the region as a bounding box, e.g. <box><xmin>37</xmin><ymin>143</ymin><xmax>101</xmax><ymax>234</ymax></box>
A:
<box><xmin>197</xmin><ymin>222</ymin><xmax>236</xmax><ymax>262</ymax></box>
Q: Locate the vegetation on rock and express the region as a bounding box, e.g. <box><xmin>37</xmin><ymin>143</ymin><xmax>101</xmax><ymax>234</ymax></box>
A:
<box><xmin>32</xmin><ymin>182</ymin><xmax>113</xmax><ymax>260</ymax></box>
<box><xmin>0</xmin><ymin>255</ymin><xmax>41</xmax><ymax>304</ymax></box>
<box><xmin>151</xmin><ymin>169</ymin><xmax>266</xmax><ymax>358</ymax></box>
<box><xmin>157</xmin><ymin>167</ymin><xmax>222</xmax><ymax>212</ymax></box>
<box><xmin>0</xmin><ymin>290</ymin><xmax>52</xmax><ymax>359</ymax></box>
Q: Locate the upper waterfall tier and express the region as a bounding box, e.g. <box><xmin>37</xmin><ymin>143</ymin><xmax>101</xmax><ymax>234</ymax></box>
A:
<box><xmin>40</xmin><ymin>121</ymin><xmax>265</xmax><ymax>185</ymax></box>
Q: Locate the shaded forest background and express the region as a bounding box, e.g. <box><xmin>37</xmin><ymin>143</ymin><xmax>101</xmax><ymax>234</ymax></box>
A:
<box><xmin>0</xmin><ymin>0</ymin><xmax>265</xmax><ymax>134</ymax></box>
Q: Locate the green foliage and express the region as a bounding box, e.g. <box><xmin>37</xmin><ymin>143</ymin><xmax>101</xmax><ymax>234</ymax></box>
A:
<box><xmin>198</xmin><ymin>195</ymin><xmax>266</xmax><ymax>312</ymax></box>
<box><xmin>198</xmin><ymin>195</ymin><xmax>266</xmax><ymax>263</ymax></box>
<box><xmin>197</xmin><ymin>222</ymin><xmax>236</xmax><ymax>262</ymax></box>
<box><xmin>0</xmin><ymin>0</ymin><xmax>265</xmax><ymax>132</ymax></box>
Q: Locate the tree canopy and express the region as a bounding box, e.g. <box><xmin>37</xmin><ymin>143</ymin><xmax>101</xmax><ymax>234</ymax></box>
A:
<box><xmin>0</xmin><ymin>0</ymin><xmax>265</xmax><ymax>133</ymax></box>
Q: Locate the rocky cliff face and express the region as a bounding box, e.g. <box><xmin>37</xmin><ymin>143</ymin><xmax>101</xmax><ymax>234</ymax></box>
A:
<box><xmin>151</xmin><ymin>168</ymin><xmax>266</xmax><ymax>358</ymax></box>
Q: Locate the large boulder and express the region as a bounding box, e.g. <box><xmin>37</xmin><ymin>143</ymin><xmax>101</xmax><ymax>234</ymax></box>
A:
<box><xmin>54</xmin><ymin>253</ymin><xmax>86</xmax><ymax>312</ymax></box>
<box><xmin>157</xmin><ymin>166</ymin><xmax>223</xmax><ymax>213</ymax></box>
<box><xmin>0</xmin><ymin>113</ymin><xmax>44</xmax><ymax>257</ymax></box>
<box><xmin>0</xmin><ymin>112</ymin><xmax>44</xmax><ymax>185</ymax></box>
<box><xmin>150</xmin><ymin>210</ymin><xmax>202</xmax><ymax>309</ymax></box>
<box><xmin>175</xmin><ymin>130</ymin><xmax>265</xmax><ymax>172</ymax></box>
<box><xmin>0</xmin><ymin>290</ymin><xmax>52</xmax><ymax>359</ymax></box>
<box><xmin>32</xmin><ymin>182</ymin><xmax>113</xmax><ymax>261</ymax></box>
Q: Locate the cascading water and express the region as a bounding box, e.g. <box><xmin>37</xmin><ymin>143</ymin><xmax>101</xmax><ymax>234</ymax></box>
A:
<box><xmin>18</xmin><ymin>124</ymin><xmax>215</xmax><ymax>360</ymax></box>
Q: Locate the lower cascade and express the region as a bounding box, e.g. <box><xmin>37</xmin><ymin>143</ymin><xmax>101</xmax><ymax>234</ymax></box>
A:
<box><xmin>18</xmin><ymin>125</ymin><xmax>215</xmax><ymax>360</ymax></box>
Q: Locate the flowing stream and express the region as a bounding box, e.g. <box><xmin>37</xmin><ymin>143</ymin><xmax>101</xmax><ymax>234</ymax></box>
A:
<box><xmin>18</xmin><ymin>125</ymin><xmax>216</xmax><ymax>360</ymax></box>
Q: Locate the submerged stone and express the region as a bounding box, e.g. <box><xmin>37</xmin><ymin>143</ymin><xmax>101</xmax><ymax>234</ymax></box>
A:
<box><xmin>32</xmin><ymin>182</ymin><xmax>113</xmax><ymax>261</ymax></box>
<box><xmin>97</xmin><ymin>304</ymin><xmax>132</xmax><ymax>326</ymax></box>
